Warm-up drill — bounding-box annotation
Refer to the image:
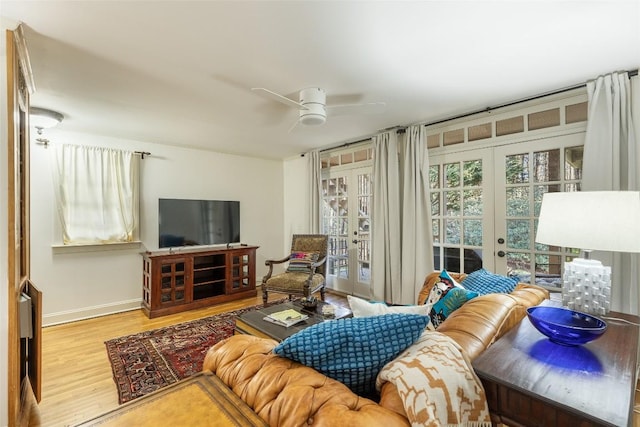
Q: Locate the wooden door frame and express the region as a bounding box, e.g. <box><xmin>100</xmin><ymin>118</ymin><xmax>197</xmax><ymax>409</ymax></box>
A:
<box><xmin>6</xmin><ymin>25</ymin><xmax>37</xmax><ymax>427</ymax></box>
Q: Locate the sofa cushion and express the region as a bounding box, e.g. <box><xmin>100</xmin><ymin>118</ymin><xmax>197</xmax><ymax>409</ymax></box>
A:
<box><xmin>272</xmin><ymin>314</ymin><xmax>430</xmax><ymax>396</ymax></box>
<box><xmin>461</xmin><ymin>268</ymin><xmax>519</xmax><ymax>295</ymax></box>
<box><xmin>286</xmin><ymin>251</ymin><xmax>319</xmax><ymax>273</ymax></box>
<box><xmin>347</xmin><ymin>295</ymin><xmax>433</xmax><ymax>319</ymax></box>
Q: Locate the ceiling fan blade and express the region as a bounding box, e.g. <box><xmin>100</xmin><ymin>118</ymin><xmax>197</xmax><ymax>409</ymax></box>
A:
<box><xmin>327</xmin><ymin>102</ymin><xmax>386</xmax><ymax>116</ymax></box>
<box><xmin>251</xmin><ymin>88</ymin><xmax>309</xmax><ymax>110</ymax></box>
<box><xmin>287</xmin><ymin>118</ymin><xmax>300</xmax><ymax>133</ymax></box>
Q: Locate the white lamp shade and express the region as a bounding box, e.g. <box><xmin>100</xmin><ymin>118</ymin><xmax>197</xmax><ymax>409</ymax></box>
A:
<box><xmin>535</xmin><ymin>191</ymin><xmax>640</xmax><ymax>253</ymax></box>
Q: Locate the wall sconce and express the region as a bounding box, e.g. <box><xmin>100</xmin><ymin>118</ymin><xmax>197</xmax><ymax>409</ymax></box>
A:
<box><xmin>30</xmin><ymin>106</ymin><xmax>64</xmax><ymax>146</ymax></box>
<box><xmin>535</xmin><ymin>191</ymin><xmax>640</xmax><ymax>315</ymax></box>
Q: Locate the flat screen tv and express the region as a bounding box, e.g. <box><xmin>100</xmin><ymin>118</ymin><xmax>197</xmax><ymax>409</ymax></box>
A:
<box><xmin>158</xmin><ymin>198</ymin><xmax>240</xmax><ymax>248</ymax></box>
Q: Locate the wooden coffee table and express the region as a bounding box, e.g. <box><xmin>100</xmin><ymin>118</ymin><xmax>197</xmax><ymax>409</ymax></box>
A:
<box><xmin>235</xmin><ymin>300</ymin><xmax>351</xmax><ymax>341</ymax></box>
<box><xmin>472</xmin><ymin>299</ymin><xmax>639</xmax><ymax>427</ymax></box>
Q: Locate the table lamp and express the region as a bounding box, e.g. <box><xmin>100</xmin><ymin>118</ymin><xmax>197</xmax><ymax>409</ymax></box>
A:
<box><xmin>535</xmin><ymin>191</ymin><xmax>640</xmax><ymax>315</ymax></box>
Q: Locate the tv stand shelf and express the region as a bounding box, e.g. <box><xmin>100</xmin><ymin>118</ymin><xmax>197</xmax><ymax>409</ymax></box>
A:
<box><xmin>142</xmin><ymin>246</ymin><xmax>258</xmax><ymax>318</ymax></box>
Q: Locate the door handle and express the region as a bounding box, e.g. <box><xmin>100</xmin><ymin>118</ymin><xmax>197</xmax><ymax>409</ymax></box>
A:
<box><xmin>352</xmin><ymin>239</ymin><xmax>358</xmax><ymax>244</ymax></box>
<box><xmin>497</xmin><ymin>251</ymin><xmax>506</xmax><ymax>257</ymax></box>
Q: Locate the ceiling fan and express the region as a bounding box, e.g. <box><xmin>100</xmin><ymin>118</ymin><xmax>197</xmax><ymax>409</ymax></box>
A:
<box><xmin>251</xmin><ymin>87</ymin><xmax>386</xmax><ymax>128</ymax></box>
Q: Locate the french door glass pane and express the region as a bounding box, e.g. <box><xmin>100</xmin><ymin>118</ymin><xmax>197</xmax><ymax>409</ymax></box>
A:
<box><xmin>445</xmin><ymin>163</ymin><xmax>460</xmax><ymax>187</ymax></box>
<box><xmin>503</xmin><ymin>145</ymin><xmax>583</xmax><ymax>288</ymax></box>
<box><xmin>357</xmin><ymin>173</ymin><xmax>371</xmax><ymax>284</ymax></box>
<box><xmin>463</xmin><ymin>159</ymin><xmax>483</xmax><ymax>186</ymax></box>
<box><xmin>432</xmin><ymin>156</ymin><xmax>486</xmax><ymax>274</ymax></box>
<box><xmin>506</xmin><ymin>187</ymin><xmax>530</xmax><ymax>216</ymax></box>
<box><xmin>506</xmin><ymin>153</ymin><xmax>529</xmax><ymax>184</ymax></box>
<box><xmin>463</xmin><ymin>190</ymin><xmax>482</xmax><ymax>215</ymax></box>
<box><xmin>322</xmin><ymin>166</ymin><xmax>372</xmax><ymax>294</ymax></box>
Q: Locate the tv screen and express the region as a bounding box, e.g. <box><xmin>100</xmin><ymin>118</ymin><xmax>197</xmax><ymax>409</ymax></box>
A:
<box><xmin>158</xmin><ymin>198</ymin><xmax>240</xmax><ymax>248</ymax></box>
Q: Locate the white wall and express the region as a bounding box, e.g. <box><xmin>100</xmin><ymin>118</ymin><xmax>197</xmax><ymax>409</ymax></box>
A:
<box><xmin>282</xmin><ymin>155</ymin><xmax>311</xmax><ymax>253</ymax></box>
<box><xmin>30</xmin><ymin>129</ymin><xmax>285</xmax><ymax>325</ymax></box>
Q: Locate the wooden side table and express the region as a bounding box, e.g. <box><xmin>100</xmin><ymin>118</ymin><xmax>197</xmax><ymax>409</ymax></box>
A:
<box><xmin>472</xmin><ymin>299</ymin><xmax>639</xmax><ymax>427</ymax></box>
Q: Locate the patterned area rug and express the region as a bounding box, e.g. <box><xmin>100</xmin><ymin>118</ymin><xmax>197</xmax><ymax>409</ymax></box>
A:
<box><xmin>105</xmin><ymin>300</ymin><xmax>285</xmax><ymax>404</ymax></box>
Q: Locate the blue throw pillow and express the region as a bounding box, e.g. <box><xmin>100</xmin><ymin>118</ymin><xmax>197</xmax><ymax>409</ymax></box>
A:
<box><xmin>273</xmin><ymin>314</ymin><xmax>429</xmax><ymax>395</ymax></box>
<box><xmin>461</xmin><ymin>268</ymin><xmax>519</xmax><ymax>295</ymax></box>
<box><xmin>429</xmin><ymin>285</ymin><xmax>478</xmax><ymax>328</ymax></box>
<box><xmin>439</xmin><ymin>269</ymin><xmax>464</xmax><ymax>288</ymax></box>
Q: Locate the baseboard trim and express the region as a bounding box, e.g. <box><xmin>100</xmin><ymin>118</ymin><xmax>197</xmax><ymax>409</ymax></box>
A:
<box><xmin>43</xmin><ymin>299</ymin><xmax>142</xmax><ymax>327</ymax></box>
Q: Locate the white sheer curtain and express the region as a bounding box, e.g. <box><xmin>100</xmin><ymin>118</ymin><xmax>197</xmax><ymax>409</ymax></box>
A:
<box><xmin>399</xmin><ymin>125</ymin><xmax>434</xmax><ymax>303</ymax></box>
<box><xmin>582</xmin><ymin>71</ymin><xmax>639</xmax><ymax>314</ymax></box>
<box><xmin>371</xmin><ymin>131</ymin><xmax>402</xmax><ymax>302</ymax></box>
<box><xmin>52</xmin><ymin>144</ymin><xmax>139</xmax><ymax>244</ymax></box>
<box><xmin>307</xmin><ymin>149</ymin><xmax>322</xmax><ymax>233</ymax></box>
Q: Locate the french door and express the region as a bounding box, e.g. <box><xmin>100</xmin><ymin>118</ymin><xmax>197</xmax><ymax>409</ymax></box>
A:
<box><xmin>430</xmin><ymin>148</ymin><xmax>495</xmax><ymax>274</ymax></box>
<box><xmin>431</xmin><ymin>132</ymin><xmax>584</xmax><ymax>289</ymax></box>
<box><xmin>494</xmin><ymin>133</ymin><xmax>584</xmax><ymax>287</ymax></box>
<box><xmin>321</xmin><ymin>166</ymin><xmax>372</xmax><ymax>296</ymax></box>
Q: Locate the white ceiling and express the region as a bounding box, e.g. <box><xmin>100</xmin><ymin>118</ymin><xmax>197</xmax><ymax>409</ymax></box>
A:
<box><xmin>2</xmin><ymin>1</ymin><xmax>639</xmax><ymax>160</ymax></box>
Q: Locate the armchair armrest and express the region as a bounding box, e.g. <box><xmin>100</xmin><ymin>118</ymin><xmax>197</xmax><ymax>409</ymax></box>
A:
<box><xmin>309</xmin><ymin>255</ymin><xmax>327</xmax><ymax>274</ymax></box>
<box><xmin>262</xmin><ymin>255</ymin><xmax>291</xmax><ymax>283</ymax></box>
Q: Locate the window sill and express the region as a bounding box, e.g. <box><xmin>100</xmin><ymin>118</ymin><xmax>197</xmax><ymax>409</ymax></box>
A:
<box><xmin>52</xmin><ymin>241</ymin><xmax>143</xmax><ymax>254</ymax></box>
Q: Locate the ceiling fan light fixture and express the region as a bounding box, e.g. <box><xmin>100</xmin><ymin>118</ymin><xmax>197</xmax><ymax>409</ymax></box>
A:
<box><xmin>30</xmin><ymin>107</ymin><xmax>64</xmax><ymax>129</ymax></box>
<box><xmin>299</xmin><ymin>87</ymin><xmax>326</xmax><ymax>126</ymax></box>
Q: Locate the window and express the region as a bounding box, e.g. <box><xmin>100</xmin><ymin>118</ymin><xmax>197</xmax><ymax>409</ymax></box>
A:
<box><xmin>52</xmin><ymin>144</ymin><xmax>139</xmax><ymax>245</ymax></box>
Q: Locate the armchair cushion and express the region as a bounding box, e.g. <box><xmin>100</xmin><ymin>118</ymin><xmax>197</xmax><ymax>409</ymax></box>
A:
<box><xmin>273</xmin><ymin>314</ymin><xmax>430</xmax><ymax>396</ymax></box>
<box><xmin>286</xmin><ymin>251</ymin><xmax>319</xmax><ymax>273</ymax></box>
<box><xmin>264</xmin><ymin>271</ymin><xmax>325</xmax><ymax>292</ymax></box>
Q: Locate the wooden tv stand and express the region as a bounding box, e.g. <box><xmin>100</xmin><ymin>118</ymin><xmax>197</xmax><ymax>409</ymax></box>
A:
<box><xmin>142</xmin><ymin>245</ymin><xmax>258</xmax><ymax>318</ymax></box>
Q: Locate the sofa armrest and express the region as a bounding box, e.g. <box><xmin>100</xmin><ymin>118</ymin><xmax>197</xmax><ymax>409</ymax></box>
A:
<box><xmin>203</xmin><ymin>335</ymin><xmax>410</xmax><ymax>427</ymax></box>
<box><xmin>437</xmin><ymin>283</ymin><xmax>549</xmax><ymax>361</ymax></box>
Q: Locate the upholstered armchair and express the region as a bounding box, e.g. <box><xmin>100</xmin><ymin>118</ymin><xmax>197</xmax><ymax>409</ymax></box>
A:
<box><xmin>262</xmin><ymin>234</ymin><xmax>328</xmax><ymax>304</ymax></box>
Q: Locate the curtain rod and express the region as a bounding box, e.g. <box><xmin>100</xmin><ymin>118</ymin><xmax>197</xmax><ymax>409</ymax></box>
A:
<box><xmin>134</xmin><ymin>151</ymin><xmax>151</xmax><ymax>159</ymax></box>
<box><xmin>316</xmin><ymin>68</ymin><xmax>638</xmax><ymax>155</ymax></box>
<box><xmin>34</xmin><ymin>142</ymin><xmax>152</xmax><ymax>159</ymax></box>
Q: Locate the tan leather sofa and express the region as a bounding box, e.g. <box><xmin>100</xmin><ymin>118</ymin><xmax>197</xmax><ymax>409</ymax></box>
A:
<box><xmin>203</xmin><ymin>271</ymin><xmax>549</xmax><ymax>427</ymax></box>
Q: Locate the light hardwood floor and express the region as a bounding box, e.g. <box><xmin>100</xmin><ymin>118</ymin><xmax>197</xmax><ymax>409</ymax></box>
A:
<box><xmin>36</xmin><ymin>291</ymin><xmax>640</xmax><ymax>427</ymax></box>
<box><xmin>37</xmin><ymin>292</ymin><xmax>348</xmax><ymax>427</ymax></box>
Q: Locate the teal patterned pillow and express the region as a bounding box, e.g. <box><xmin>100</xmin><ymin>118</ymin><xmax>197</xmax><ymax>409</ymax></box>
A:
<box><xmin>461</xmin><ymin>268</ymin><xmax>519</xmax><ymax>295</ymax></box>
<box><xmin>286</xmin><ymin>251</ymin><xmax>319</xmax><ymax>273</ymax></box>
<box><xmin>430</xmin><ymin>286</ymin><xmax>478</xmax><ymax>328</ymax></box>
<box><xmin>273</xmin><ymin>314</ymin><xmax>429</xmax><ymax>395</ymax></box>
<box><xmin>439</xmin><ymin>269</ymin><xmax>464</xmax><ymax>288</ymax></box>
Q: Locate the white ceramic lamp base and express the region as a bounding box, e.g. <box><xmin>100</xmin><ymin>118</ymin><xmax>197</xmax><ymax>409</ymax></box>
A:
<box><xmin>562</xmin><ymin>258</ymin><xmax>611</xmax><ymax>316</ymax></box>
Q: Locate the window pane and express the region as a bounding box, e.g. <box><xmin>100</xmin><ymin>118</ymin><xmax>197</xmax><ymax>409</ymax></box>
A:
<box><xmin>506</xmin><ymin>154</ymin><xmax>529</xmax><ymax>184</ymax></box>
<box><xmin>445</xmin><ymin>191</ymin><xmax>461</xmax><ymax>216</ymax></box>
<box><xmin>432</xmin><ymin>220</ymin><xmax>440</xmax><ymax>243</ymax></box>
<box><xmin>431</xmin><ymin>192</ymin><xmax>440</xmax><ymax>216</ymax></box>
<box><xmin>506</xmin><ymin>187</ymin><xmax>529</xmax><ymax>216</ymax></box>
<box><xmin>533</xmin><ymin>149</ymin><xmax>560</xmax><ymax>182</ymax></box>
<box><xmin>463</xmin><ymin>160</ymin><xmax>483</xmax><ymax>187</ymax></box>
<box><xmin>565</xmin><ymin>146</ymin><xmax>583</xmax><ymax>180</ymax></box>
<box><xmin>463</xmin><ymin>189</ymin><xmax>482</xmax><ymax>215</ymax></box>
<box><xmin>429</xmin><ymin>165</ymin><xmax>440</xmax><ymax>189</ymax></box>
<box><xmin>507</xmin><ymin>252</ymin><xmax>531</xmax><ymax>280</ymax></box>
<box><xmin>507</xmin><ymin>219</ymin><xmax>530</xmax><ymax>249</ymax></box>
<box><xmin>445</xmin><ymin>163</ymin><xmax>460</xmax><ymax>188</ymax></box>
<box><xmin>463</xmin><ymin>219</ymin><xmax>482</xmax><ymax>246</ymax></box>
<box><xmin>445</xmin><ymin>219</ymin><xmax>461</xmax><ymax>244</ymax></box>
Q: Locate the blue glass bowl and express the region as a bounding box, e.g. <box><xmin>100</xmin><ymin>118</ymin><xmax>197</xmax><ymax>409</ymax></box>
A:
<box><xmin>526</xmin><ymin>306</ymin><xmax>607</xmax><ymax>346</ymax></box>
